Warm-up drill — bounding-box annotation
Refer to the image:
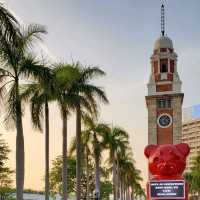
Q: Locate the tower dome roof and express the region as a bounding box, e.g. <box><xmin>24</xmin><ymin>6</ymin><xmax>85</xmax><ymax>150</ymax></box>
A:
<box><xmin>154</xmin><ymin>36</ymin><xmax>173</xmax><ymax>50</ymax></box>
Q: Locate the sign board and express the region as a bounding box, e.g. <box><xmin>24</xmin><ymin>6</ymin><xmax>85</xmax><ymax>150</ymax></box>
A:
<box><xmin>149</xmin><ymin>180</ymin><xmax>185</xmax><ymax>199</ymax></box>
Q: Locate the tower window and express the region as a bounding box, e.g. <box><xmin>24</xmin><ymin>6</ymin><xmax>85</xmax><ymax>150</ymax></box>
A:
<box><xmin>161</xmin><ymin>64</ymin><xmax>168</xmax><ymax>73</ymax></box>
<box><xmin>157</xmin><ymin>99</ymin><xmax>171</xmax><ymax>108</ymax></box>
<box><xmin>160</xmin><ymin>48</ymin><xmax>167</xmax><ymax>52</ymax></box>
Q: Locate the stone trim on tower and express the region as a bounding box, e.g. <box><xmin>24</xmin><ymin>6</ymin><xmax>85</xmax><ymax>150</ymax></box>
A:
<box><xmin>146</xmin><ymin>93</ymin><xmax>183</xmax><ymax>145</ymax></box>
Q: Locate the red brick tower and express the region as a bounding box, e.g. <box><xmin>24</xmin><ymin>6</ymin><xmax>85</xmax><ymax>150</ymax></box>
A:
<box><xmin>146</xmin><ymin>4</ymin><xmax>183</xmax><ymax>145</ymax></box>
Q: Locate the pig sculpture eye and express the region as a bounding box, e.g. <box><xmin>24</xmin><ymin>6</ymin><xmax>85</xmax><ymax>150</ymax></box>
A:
<box><xmin>153</xmin><ymin>157</ymin><xmax>159</xmax><ymax>163</ymax></box>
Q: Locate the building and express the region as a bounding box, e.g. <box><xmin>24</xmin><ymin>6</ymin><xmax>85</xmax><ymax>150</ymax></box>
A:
<box><xmin>182</xmin><ymin>105</ymin><xmax>200</xmax><ymax>172</ymax></box>
<box><xmin>146</xmin><ymin>4</ymin><xmax>183</xmax><ymax>145</ymax></box>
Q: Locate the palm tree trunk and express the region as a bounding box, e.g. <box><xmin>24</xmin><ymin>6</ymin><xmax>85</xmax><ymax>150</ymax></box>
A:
<box><xmin>123</xmin><ymin>183</ymin><xmax>125</xmax><ymax>200</ymax></box>
<box><xmin>124</xmin><ymin>187</ymin><xmax>126</xmax><ymax>200</ymax></box>
<box><xmin>62</xmin><ymin>110</ymin><xmax>68</xmax><ymax>200</ymax></box>
<box><xmin>113</xmin><ymin>160</ymin><xmax>117</xmax><ymax>200</ymax></box>
<box><xmin>116</xmin><ymin>161</ymin><xmax>119</xmax><ymax>200</ymax></box>
<box><xmin>16</xmin><ymin>96</ymin><xmax>24</xmax><ymax>200</ymax></box>
<box><xmin>76</xmin><ymin>104</ymin><xmax>81</xmax><ymax>200</ymax></box>
<box><xmin>119</xmin><ymin>177</ymin><xmax>122</xmax><ymax>200</ymax></box>
<box><xmin>128</xmin><ymin>188</ymin><xmax>130</xmax><ymax>200</ymax></box>
<box><xmin>125</xmin><ymin>188</ymin><xmax>128</xmax><ymax>200</ymax></box>
<box><xmin>95</xmin><ymin>152</ymin><xmax>100</xmax><ymax>199</ymax></box>
<box><xmin>86</xmin><ymin>148</ymin><xmax>89</xmax><ymax>200</ymax></box>
<box><xmin>119</xmin><ymin>179</ymin><xmax>121</xmax><ymax>200</ymax></box>
<box><xmin>131</xmin><ymin>190</ymin><xmax>134</xmax><ymax>200</ymax></box>
<box><xmin>45</xmin><ymin>100</ymin><xmax>49</xmax><ymax>200</ymax></box>
<box><xmin>121</xmin><ymin>180</ymin><xmax>124</xmax><ymax>200</ymax></box>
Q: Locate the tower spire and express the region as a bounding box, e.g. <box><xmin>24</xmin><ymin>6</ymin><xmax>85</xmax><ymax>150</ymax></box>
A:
<box><xmin>161</xmin><ymin>1</ymin><xmax>165</xmax><ymax>36</ymax></box>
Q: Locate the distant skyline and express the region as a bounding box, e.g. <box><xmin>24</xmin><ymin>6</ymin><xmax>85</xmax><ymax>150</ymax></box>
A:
<box><xmin>1</xmin><ymin>0</ymin><xmax>200</xmax><ymax>190</ymax></box>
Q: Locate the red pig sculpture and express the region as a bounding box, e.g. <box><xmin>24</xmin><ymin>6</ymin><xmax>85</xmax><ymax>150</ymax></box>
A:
<box><xmin>144</xmin><ymin>143</ymin><xmax>190</xmax><ymax>200</ymax></box>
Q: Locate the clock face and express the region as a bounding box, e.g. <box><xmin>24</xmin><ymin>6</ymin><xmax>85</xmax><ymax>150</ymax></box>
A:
<box><xmin>157</xmin><ymin>114</ymin><xmax>172</xmax><ymax>128</ymax></box>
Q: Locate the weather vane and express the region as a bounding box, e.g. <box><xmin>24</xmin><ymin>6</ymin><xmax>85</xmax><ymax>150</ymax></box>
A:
<box><xmin>161</xmin><ymin>0</ymin><xmax>166</xmax><ymax>36</ymax></box>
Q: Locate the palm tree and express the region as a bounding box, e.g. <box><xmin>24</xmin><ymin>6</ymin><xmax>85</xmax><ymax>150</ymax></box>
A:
<box><xmin>69</xmin><ymin>133</ymin><xmax>92</xmax><ymax>200</ymax></box>
<box><xmin>118</xmin><ymin>151</ymin><xmax>143</xmax><ymax>200</ymax></box>
<box><xmin>117</xmin><ymin>150</ymin><xmax>133</xmax><ymax>200</ymax></box>
<box><xmin>0</xmin><ymin>3</ymin><xmax>19</xmax><ymax>41</ymax></box>
<box><xmin>82</xmin><ymin>113</ymin><xmax>110</xmax><ymax>199</ymax></box>
<box><xmin>64</xmin><ymin>63</ymin><xmax>108</xmax><ymax>200</ymax></box>
<box><xmin>21</xmin><ymin>65</ymin><xmax>54</xmax><ymax>200</ymax></box>
<box><xmin>102</xmin><ymin>126</ymin><xmax>129</xmax><ymax>200</ymax></box>
<box><xmin>25</xmin><ymin>64</ymin><xmax>78</xmax><ymax>200</ymax></box>
<box><xmin>0</xmin><ymin>23</ymin><xmax>47</xmax><ymax>200</ymax></box>
<box><xmin>53</xmin><ymin>64</ymin><xmax>81</xmax><ymax>200</ymax></box>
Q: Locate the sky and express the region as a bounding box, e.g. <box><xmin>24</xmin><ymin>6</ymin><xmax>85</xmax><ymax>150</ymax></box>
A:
<box><xmin>1</xmin><ymin>0</ymin><xmax>200</xmax><ymax>190</ymax></box>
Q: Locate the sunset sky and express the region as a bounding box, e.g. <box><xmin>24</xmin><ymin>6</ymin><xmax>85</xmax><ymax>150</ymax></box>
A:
<box><xmin>1</xmin><ymin>0</ymin><xmax>200</xmax><ymax>190</ymax></box>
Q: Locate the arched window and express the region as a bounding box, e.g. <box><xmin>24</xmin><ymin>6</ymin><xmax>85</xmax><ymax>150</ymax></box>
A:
<box><xmin>161</xmin><ymin>64</ymin><xmax>168</xmax><ymax>73</ymax></box>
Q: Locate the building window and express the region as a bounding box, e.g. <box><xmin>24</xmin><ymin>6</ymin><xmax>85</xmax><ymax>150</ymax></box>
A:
<box><xmin>160</xmin><ymin>48</ymin><xmax>167</xmax><ymax>52</ymax></box>
<box><xmin>161</xmin><ymin>64</ymin><xmax>168</xmax><ymax>73</ymax></box>
<box><xmin>157</xmin><ymin>99</ymin><xmax>171</xmax><ymax>108</ymax></box>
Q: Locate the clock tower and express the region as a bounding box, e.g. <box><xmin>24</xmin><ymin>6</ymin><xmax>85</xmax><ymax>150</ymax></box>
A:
<box><xmin>146</xmin><ymin>4</ymin><xmax>183</xmax><ymax>145</ymax></box>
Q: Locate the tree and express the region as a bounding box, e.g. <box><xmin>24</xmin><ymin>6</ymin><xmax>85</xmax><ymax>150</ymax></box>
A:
<box><xmin>82</xmin><ymin>113</ymin><xmax>110</xmax><ymax>199</ymax></box>
<box><xmin>49</xmin><ymin>155</ymin><xmax>112</xmax><ymax>200</ymax></box>
<box><xmin>49</xmin><ymin>155</ymin><xmax>76</xmax><ymax>197</ymax></box>
<box><xmin>61</xmin><ymin>62</ymin><xmax>108</xmax><ymax>200</ymax></box>
<box><xmin>70</xmin><ymin>121</ymin><xmax>143</xmax><ymax>200</ymax></box>
<box><xmin>53</xmin><ymin>64</ymin><xmax>81</xmax><ymax>200</ymax></box>
<box><xmin>0</xmin><ymin>135</ymin><xmax>14</xmax><ymax>199</ymax></box>
<box><xmin>0</xmin><ymin>3</ymin><xmax>19</xmax><ymax>42</ymax></box>
<box><xmin>102</xmin><ymin>126</ymin><xmax>129</xmax><ymax>200</ymax></box>
<box><xmin>184</xmin><ymin>153</ymin><xmax>200</xmax><ymax>198</ymax></box>
<box><xmin>100</xmin><ymin>180</ymin><xmax>112</xmax><ymax>200</ymax></box>
<box><xmin>0</xmin><ymin>135</ymin><xmax>13</xmax><ymax>188</ymax></box>
<box><xmin>0</xmin><ymin>23</ymin><xmax>47</xmax><ymax>200</ymax></box>
<box><xmin>69</xmin><ymin>128</ymin><xmax>92</xmax><ymax>200</ymax></box>
<box><xmin>21</xmin><ymin>65</ymin><xmax>54</xmax><ymax>200</ymax></box>
<box><xmin>117</xmin><ymin>151</ymin><xmax>144</xmax><ymax>200</ymax></box>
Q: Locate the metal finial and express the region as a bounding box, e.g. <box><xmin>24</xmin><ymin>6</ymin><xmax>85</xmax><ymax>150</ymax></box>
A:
<box><xmin>161</xmin><ymin>3</ymin><xmax>165</xmax><ymax>36</ymax></box>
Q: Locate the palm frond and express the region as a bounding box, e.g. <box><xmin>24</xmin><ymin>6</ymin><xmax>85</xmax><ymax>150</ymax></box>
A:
<box><xmin>0</xmin><ymin>33</ymin><xmax>18</xmax><ymax>68</ymax></box>
<box><xmin>19</xmin><ymin>54</ymin><xmax>53</xmax><ymax>83</ymax></box>
<box><xmin>95</xmin><ymin>123</ymin><xmax>110</xmax><ymax>136</ymax></box>
<box><xmin>82</xmin><ymin>112</ymin><xmax>95</xmax><ymax>129</ymax></box>
<box><xmin>0</xmin><ymin>67</ymin><xmax>14</xmax><ymax>78</ymax></box>
<box><xmin>73</xmin><ymin>84</ymin><xmax>108</xmax><ymax>114</ymax></box>
<box><xmin>68</xmin><ymin>136</ymin><xmax>76</xmax><ymax>156</ymax></box>
<box><xmin>0</xmin><ymin>3</ymin><xmax>19</xmax><ymax>41</ymax></box>
<box><xmin>78</xmin><ymin>65</ymin><xmax>106</xmax><ymax>83</ymax></box>
<box><xmin>19</xmin><ymin>83</ymin><xmax>39</xmax><ymax>102</ymax></box>
<box><xmin>78</xmin><ymin>96</ymin><xmax>93</xmax><ymax>114</ymax></box>
<box><xmin>21</xmin><ymin>23</ymin><xmax>47</xmax><ymax>49</ymax></box>
<box><xmin>3</xmin><ymin>82</ymin><xmax>17</xmax><ymax>129</ymax></box>
<box><xmin>112</xmin><ymin>127</ymin><xmax>129</xmax><ymax>139</ymax></box>
<box><xmin>53</xmin><ymin>63</ymin><xmax>80</xmax><ymax>87</ymax></box>
<box><xmin>30</xmin><ymin>94</ymin><xmax>44</xmax><ymax>131</ymax></box>
<box><xmin>0</xmin><ymin>80</ymin><xmax>13</xmax><ymax>101</ymax></box>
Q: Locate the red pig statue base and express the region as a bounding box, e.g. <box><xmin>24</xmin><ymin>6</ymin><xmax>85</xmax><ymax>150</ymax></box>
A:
<box><xmin>144</xmin><ymin>143</ymin><xmax>190</xmax><ymax>200</ymax></box>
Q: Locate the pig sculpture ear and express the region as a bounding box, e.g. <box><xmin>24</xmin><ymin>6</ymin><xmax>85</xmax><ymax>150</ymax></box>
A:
<box><xmin>144</xmin><ymin>145</ymin><xmax>157</xmax><ymax>158</ymax></box>
<box><xmin>176</xmin><ymin>143</ymin><xmax>190</xmax><ymax>157</ymax></box>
